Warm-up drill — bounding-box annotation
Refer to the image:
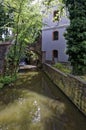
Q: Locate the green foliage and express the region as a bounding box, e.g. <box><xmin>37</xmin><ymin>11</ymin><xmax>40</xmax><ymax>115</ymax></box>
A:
<box><xmin>0</xmin><ymin>1</ymin><xmax>14</xmax><ymax>41</ymax></box>
<box><xmin>63</xmin><ymin>0</ymin><xmax>86</xmax><ymax>75</ymax></box>
<box><xmin>0</xmin><ymin>75</ymin><xmax>17</xmax><ymax>86</ymax></box>
<box><xmin>53</xmin><ymin>63</ymin><xmax>71</xmax><ymax>74</ymax></box>
<box><xmin>0</xmin><ymin>0</ymin><xmax>43</xmax><ymax>77</ymax></box>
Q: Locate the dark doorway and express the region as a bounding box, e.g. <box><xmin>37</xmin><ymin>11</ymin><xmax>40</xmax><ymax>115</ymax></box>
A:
<box><xmin>53</xmin><ymin>50</ymin><xmax>58</xmax><ymax>63</ymax></box>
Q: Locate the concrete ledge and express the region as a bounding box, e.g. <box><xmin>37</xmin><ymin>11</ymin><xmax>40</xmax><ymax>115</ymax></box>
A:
<box><xmin>0</xmin><ymin>42</ymin><xmax>11</xmax><ymax>46</ymax></box>
<box><xmin>43</xmin><ymin>63</ymin><xmax>86</xmax><ymax>116</ymax></box>
<box><xmin>19</xmin><ymin>65</ymin><xmax>37</xmax><ymax>72</ymax></box>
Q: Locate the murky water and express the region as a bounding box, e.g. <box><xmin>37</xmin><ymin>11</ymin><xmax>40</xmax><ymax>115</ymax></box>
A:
<box><xmin>0</xmin><ymin>71</ymin><xmax>86</xmax><ymax>130</ymax></box>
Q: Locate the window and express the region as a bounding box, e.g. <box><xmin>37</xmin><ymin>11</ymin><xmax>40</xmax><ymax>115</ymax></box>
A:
<box><xmin>53</xmin><ymin>10</ymin><xmax>59</xmax><ymax>22</ymax></box>
<box><xmin>53</xmin><ymin>50</ymin><xmax>58</xmax><ymax>58</ymax></box>
<box><xmin>53</xmin><ymin>31</ymin><xmax>59</xmax><ymax>40</ymax></box>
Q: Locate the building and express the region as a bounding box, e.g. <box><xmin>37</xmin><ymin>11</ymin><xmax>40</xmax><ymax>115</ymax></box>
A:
<box><xmin>42</xmin><ymin>6</ymin><xmax>70</xmax><ymax>63</ymax></box>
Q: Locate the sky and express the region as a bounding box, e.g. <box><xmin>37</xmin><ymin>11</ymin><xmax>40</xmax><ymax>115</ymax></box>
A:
<box><xmin>32</xmin><ymin>0</ymin><xmax>42</xmax><ymax>4</ymax></box>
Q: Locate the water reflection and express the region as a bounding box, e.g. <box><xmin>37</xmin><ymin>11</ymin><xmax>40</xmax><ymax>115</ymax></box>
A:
<box><xmin>0</xmin><ymin>71</ymin><xmax>86</xmax><ymax>130</ymax></box>
<box><xmin>32</xmin><ymin>100</ymin><xmax>41</xmax><ymax>123</ymax></box>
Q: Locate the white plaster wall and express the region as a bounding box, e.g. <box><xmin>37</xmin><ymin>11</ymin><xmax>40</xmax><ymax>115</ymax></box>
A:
<box><xmin>43</xmin><ymin>6</ymin><xmax>70</xmax><ymax>29</ymax></box>
<box><xmin>42</xmin><ymin>27</ymin><xmax>68</xmax><ymax>62</ymax></box>
<box><xmin>42</xmin><ymin>7</ymin><xmax>69</xmax><ymax>63</ymax></box>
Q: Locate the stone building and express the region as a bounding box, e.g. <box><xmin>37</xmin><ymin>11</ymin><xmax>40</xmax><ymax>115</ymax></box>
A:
<box><xmin>42</xmin><ymin>6</ymin><xmax>70</xmax><ymax>63</ymax></box>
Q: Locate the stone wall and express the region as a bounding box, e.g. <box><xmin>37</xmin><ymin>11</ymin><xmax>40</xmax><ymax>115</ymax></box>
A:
<box><xmin>43</xmin><ymin>63</ymin><xmax>86</xmax><ymax>116</ymax></box>
<box><xmin>0</xmin><ymin>43</ymin><xmax>10</xmax><ymax>73</ymax></box>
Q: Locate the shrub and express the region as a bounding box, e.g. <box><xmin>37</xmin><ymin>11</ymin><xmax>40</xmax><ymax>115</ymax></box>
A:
<box><xmin>0</xmin><ymin>75</ymin><xmax>17</xmax><ymax>87</ymax></box>
<box><xmin>53</xmin><ymin>63</ymin><xmax>71</xmax><ymax>74</ymax></box>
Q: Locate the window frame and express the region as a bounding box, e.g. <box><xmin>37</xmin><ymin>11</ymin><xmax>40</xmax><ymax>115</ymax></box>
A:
<box><xmin>53</xmin><ymin>31</ymin><xmax>59</xmax><ymax>40</ymax></box>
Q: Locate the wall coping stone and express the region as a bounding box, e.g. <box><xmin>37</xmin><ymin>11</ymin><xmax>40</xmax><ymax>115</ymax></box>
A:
<box><xmin>68</xmin><ymin>74</ymin><xmax>86</xmax><ymax>85</ymax></box>
<box><xmin>0</xmin><ymin>42</ymin><xmax>11</xmax><ymax>46</ymax></box>
<box><xmin>45</xmin><ymin>63</ymin><xmax>67</xmax><ymax>77</ymax></box>
<box><xmin>45</xmin><ymin>63</ymin><xmax>86</xmax><ymax>85</ymax></box>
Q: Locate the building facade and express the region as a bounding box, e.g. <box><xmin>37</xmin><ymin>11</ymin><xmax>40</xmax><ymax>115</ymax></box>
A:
<box><xmin>42</xmin><ymin>6</ymin><xmax>70</xmax><ymax>63</ymax></box>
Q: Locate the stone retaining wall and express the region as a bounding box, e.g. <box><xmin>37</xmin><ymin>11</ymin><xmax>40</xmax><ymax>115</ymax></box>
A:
<box><xmin>0</xmin><ymin>43</ymin><xmax>10</xmax><ymax>73</ymax></box>
<box><xmin>43</xmin><ymin>63</ymin><xmax>86</xmax><ymax>116</ymax></box>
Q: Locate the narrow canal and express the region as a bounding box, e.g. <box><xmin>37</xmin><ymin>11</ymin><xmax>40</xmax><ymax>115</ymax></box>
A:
<box><xmin>0</xmin><ymin>71</ymin><xmax>86</xmax><ymax>130</ymax></box>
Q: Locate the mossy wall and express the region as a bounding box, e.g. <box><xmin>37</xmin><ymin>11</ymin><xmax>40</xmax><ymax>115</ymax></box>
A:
<box><xmin>43</xmin><ymin>63</ymin><xmax>86</xmax><ymax>116</ymax></box>
<box><xmin>0</xmin><ymin>43</ymin><xmax>10</xmax><ymax>73</ymax></box>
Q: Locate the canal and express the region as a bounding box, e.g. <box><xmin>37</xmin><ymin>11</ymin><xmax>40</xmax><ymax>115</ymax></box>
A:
<box><xmin>0</xmin><ymin>71</ymin><xmax>86</xmax><ymax>130</ymax></box>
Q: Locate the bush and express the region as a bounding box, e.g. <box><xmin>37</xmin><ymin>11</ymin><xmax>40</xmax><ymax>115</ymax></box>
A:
<box><xmin>0</xmin><ymin>75</ymin><xmax>17</xmax><ymax>87</ymax></box>
<box><xmin>53</xmin><ymin>63</ymin><xmax>71</xmax><ymax>74</ymax></box>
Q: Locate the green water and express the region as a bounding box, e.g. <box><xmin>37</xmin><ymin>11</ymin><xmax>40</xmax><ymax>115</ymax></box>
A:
<box><xmin>0</xmin><ymin>71</ymin><xmax>86</xmax><ymax>130</ymax></box>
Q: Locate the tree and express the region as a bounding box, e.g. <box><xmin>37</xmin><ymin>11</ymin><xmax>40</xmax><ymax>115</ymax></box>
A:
<box><xmin>0</xmin><ymin>0</ymin><xmax>42</xmax><ymax>82</ymax></box>
<box><xmin>0</xmin><ymin>1</ymin><xmax>14</xmax><ymax>41</ymax></box>
<box><xmin>63</xmin><ymin>0</ymin><xmax>86</xmax><ymax>75</ymax></box>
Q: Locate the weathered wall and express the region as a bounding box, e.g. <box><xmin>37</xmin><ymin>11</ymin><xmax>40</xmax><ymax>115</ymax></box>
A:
<box><xmin>43</xmin><ymin>63</ymin><xmax>86</xmax><ymax>116</ymax></box>
<box><xmin>42</xmin><ymin>6</ymin><xmax>69</xmax><ymax>63</ymax></box>
<box><xmin>0</xmin><ymin>43</ymin><xmax>10</xmax><ymax>73</ymax></box>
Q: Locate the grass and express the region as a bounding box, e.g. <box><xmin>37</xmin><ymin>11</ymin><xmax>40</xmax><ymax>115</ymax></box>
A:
<box><xmin>53</xmin><ymin>63</ymin><xmax>71</xmax><ymax>74</ymax></box>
